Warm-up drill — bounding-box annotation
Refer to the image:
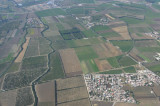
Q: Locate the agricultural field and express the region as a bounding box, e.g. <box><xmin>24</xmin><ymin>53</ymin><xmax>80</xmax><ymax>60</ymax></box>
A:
<box><xmin>39</xmin><ymin>52</ymin><xmax>65</xmax><ymax>82</ymax></box>
<box><xmin>92</xmin><ymin>101</ymin><xmax>113</xmax><ymax>106</ymax></box>
<box><xmin>123</xmin><ymin>66</ymin><xmax>136</xmax><ymax>73</ymax></box>
<box><xmin>147</xmin><ymin>64</ymin><xmax>160</xmax><ymax>76</ymax></box>
<box><xmin>2</xmin><ymin>68</ymin><xmax>46</xmax><ymax>90</ymax></box>
<box><xmin>35</xmin><ymin>8</ymin><xmax>66</xmax><ymax>17</ymax></box>
<box><xmin>92</xmin><ymin>43</ymin><xmax>122</xmax><ymax>58</ymax></box>
<box><xmin>21</xmin><ymin>56</ymin><xmax>47</xmax><ymax>70</ymax></box>
<box><xmin>99</xmin><ymin>69</ymin><xmax>123</xmax><ymax>74</ymax></box>
<box><xmin>36</xmin><ymin>81</ymin><xmax>55</xmax><ymax>106</ymax></box>
<box><xmin>111</xmin><ymin>40</ymin><xmax>133</xmax><ymax>53</ymax></box>
<box><xmin>107</xmin><ymin>57</ymin><xmax>120</xmax><ymax>68</ymax></box>
<box><xmin>15</xmin><ymin>37</ymin><xmax>30</xmax><ymax>63</ymax></box>
<box><xmin>118</xmin><ymin>56</ymin><xmax>137</xmax><ymax>67</ymax></box>
<box><xmin>66</xmin><ymin>37</ymin><xmax>105</xmax><ymax>48</ymax></box>
<box><xmin>133</xmin><ymin>86</ymin><xmax>155</xmax><ymax>99</ymax></box>
<box><xmin>0</xmin><ymin>89</ymin><xmax>17</xmax><ymax>106</ymax></box>
<box><xmin>56</xmin><ymin>76</ymin><xmax>85</xmax><ymax>90</ymax></box>
<box><xmin>80</xmin><ymin>59</ymin><xmax>99</xmax><ymax>74</ymax></box>
<box><xmin>57</xmin><ymin>99</ymin><xmax>91</xmax><ymax>106</ymax></box>
<box><xmin>15</xmin><ymin>87</ymin><xmax>34</xmax><ymax>106</ymax></box>
<box><xmin>75</xmin><ymin>46</ymin><xmax>98</xmax><ymax>61</ymax></box>
<box><xmin>57</xmin><ymin>86</ymin><xmax>89</xmax><ymax>103</ymax></box>
<box><xmin>94</xmin><ymin>59</ymin><xmax>112</xmax><ymax>71</ymax></box>
<box><xmin>59</xmin><ymin>48</ymin><xmax>82</xmax><ymax>77</ymax></box>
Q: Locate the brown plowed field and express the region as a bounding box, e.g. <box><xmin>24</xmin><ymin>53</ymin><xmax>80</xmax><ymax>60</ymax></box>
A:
<box><xmin>15</xmin><ymin>37</ymin><xmax>30</xmax><ymax>62</ymax></box>
<box><xmin>93</xmin><ymin>43</ymin><xmax>122</xmax><ymax>58</ymax></box>
<box><xmin>59</xmin><ymin>48</ymin><xmax>82</xmax><ymax>77</ymax></box>
<box><xmin>35</xmin><ymin>81</ymin><xmax>55</xmax><ymax>106</ymax></box>
<box><xmin>94</xmin><ymin>59</ymin><xmax>112</xmax><ymax>71</ymax></box>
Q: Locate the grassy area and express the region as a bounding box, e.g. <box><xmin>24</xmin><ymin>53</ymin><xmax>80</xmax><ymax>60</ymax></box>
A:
<box><xmin>0</xmin><ymin>53</ymin><xmax>14</xmax><ymax>64</ymax></box>
<box><xmin>147</xmin><ymin>64</ymin><xmax>160</xmax><ymax>76</ymax></box>
<box><xmin>40</xmin><ymin>52</ymin><xmax>65</xmax><ymax>81</ymax></box>
<box><xmin>82</xmin><ymin>29</ymin><xmax>98</xmax><ymax>37</ymax></box>
<box><xmin>138</xmin><ymin>54</ymin><xmax>150</xmax><ymax>62</ymax></box>
<box><xmin>100</xmin><ymin>31</ymin><xmax>120</xmax><ymax>37</ymax></box>
<box><xmin>66</xmin><ymin>37</ymin><xmax>104</xmax><ymax>47</ymax></box>
<box><xmin>28</xmin><ymin>28</ymin><xmax>35</xmax><ymax>35</ymax></box>
<box><xmin>107</xmin><ymin>57</ymin><xmax>120</xmax><ymax>68</ymax></box>
<box><xmin>66</xmin><ymin>7</ymin><xmax>89</xmax><ymax>15</ymax></box>
<box><xmin>72</xmin><ymin>0</ymin><xmax>94</xmax><ymax>3</ymax></box>
<box><xmin>118</xmin><ymin>56</ymin><xmax>137</xmax><ymax>67</ymax></box>
<box><xmin>75</xmin><ymin>46</ymin><xmax>98</xmax><ymax>61</ymax></box>
<box><xmin>81</xmin><ymin>59</ymin><xmax>99</xmax><ymax>74</ymax></box>
<box><xmin>7</xmin><ymin>63</ymin><xmax>20</xmax><ymax>73</ymax></box>
<box><xmin>123</xmin><ymin>66</ymin><xmax>136</xmax><ymax>73</ymax></box>
<box><xmin>99</xmin><ymin>69</ymin><xmax>123</xmax><ymax>74</ymax></box>
<box><xmin>92</xmin><ymin>25</ymin><xmax>110</xmax><ymax>32</ymax></box>
<box><xmin>136</xmin><ymin>33</ymin><xmax>144</xmax><ymax>37</ymax></box>
<box><xmin>22</xmin><ymin>56</ymin><xmax>47</xmax><ymax>70</ymax></box>
<box><xmin>111</xmin><ymin>40</ymin><xmax>133</xmax><ymax>52</ymax></box>
<box><xmin>35</xmin><ymin>8</ymin><xmax>66</xmax><ymax>17</ymax></box>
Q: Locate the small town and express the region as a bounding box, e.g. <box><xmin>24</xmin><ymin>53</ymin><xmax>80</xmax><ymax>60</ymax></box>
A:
<box><xmin>84</xmin><ymin>69</ymin><xmax>160</xmax><ymax>103</ymax></box>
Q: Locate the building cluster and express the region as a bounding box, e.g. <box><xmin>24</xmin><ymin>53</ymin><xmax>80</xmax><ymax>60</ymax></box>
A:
<box><xmin>84</xmin><ymin>70</ymin><xmax>160</xmax><ymax>103</ymax></box>
<box><xmin>79</xmin><ymin>16</ymin><xmax>108</xmax><ymax>29</ymax></box>
<box><xmin>154</xmin><ymin>53</ymin><xmax>160</xmax><ymax>61</ymax></box>
<box><xmin>84</xmin><ymin>74</ymin><xmax>135</xmax><ymax>103</ymax></box>
<box><xmin>145</xmin><ymin>31</ymin><xmax>160</xmax><ymax>40</ymax></box>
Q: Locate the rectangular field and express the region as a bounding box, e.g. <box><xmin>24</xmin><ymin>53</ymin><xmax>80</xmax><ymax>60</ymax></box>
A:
<box><xmin>36</xmin><ymin>81</ymin><xmax>55</xmax><ymax>106</ymax></box>
<box><xmin>59</xmin><ymin>48</ymin><xmax>82</xmax><ymax>77</ymax></box>
<box><xmin>57</xmin><ymin>86</ymin><xmax>89</xmax><ymax>103</ymax></box>
<box><xmin>57</xmin><ymin>99</ymin><xmax>91</xmax><ymax>106</ymax></box>
<box><xmin>93</xmin><ymin>43</ymin><xmax>122</xmax><ymax>58</ymax></box>
<box><xmin>56</xmin><ymin>76</ymin><xmax>85</xmax><ymax>90</ymax></box>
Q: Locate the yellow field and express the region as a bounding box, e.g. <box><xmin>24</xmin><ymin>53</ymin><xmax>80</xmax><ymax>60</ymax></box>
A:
<box><xmin>15</xmin><ymin>37</ymin><xmax>30</xmax><ymax>62</ymax></box>
<box><xmin>112</xmin><ymin>26</ymin><xmax>131</xmax><ymax>40</ymax></box>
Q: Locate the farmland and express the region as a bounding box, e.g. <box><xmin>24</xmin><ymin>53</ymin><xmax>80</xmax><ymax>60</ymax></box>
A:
<box><xmin>35</xmin><ymin>8</ymin><xmax>66</xmax><ymax>17</ymax></box>
<box><xmin>75</xmin><ymin>46</ymin><xmax>98</xmax><ymax>61</ymax></box>
<box><xmin>59</xmin><ymin>48</ymin><xmax>82</xmax><ymax>77</ymax></box>
<box><xmin>56</xmin><ymin>76</ymin><xmax>85</xmax><ymax>90</ymax></box>
<box><xmin>57</xmin><ymin>86</ymin><xmax>89</xmax><ymax>103</ymax></box>
<box><xmin>21</xmin><ymin>56</ymin><xmax>47</xmax><ymax>70</ymax></box>
<box><xmin>99</xmin><ymin>69</ymin><xmax>123</xmax><ymax>74</ymax></box>
<box><xmin>36</xmin><ymin>81</ymin><xmax>55</xmax><ymax>106</ymax></box>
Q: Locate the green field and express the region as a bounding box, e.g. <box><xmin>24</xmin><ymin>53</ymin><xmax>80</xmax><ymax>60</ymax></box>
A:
<box><xmin>66</xmin><ymin>7</ymin><xmax>89</xmax><ymax>15</ymax></box>
<box><xmin>75</xmin><ymin>46</ymin><xmax>98</xmax><ymax>61</ymax></box>
<box><xmin>92</xmin><ymin>25</ymin><xmax>111</xmax><ymax>32</ymax></box>
<box><xmin>82</xmin><ymin>29</ymin><xmax>98</xmax><ymax>37</ymax></box>
<box><xmin>7</xmin><ymin>63</ymin><xmax>20</xmax><ymax>73</ymax></box>
<box><xmin>111</xmin><ymin>40</ymin><xmax>133</xmax><ymax>52</ymax></box>
<box><xmin>147</xmin><ymin>64</ymin><xmax>160</xmax><ymax>76</ymax></box>
<box><xmin>100</xmin><ymin>31</ymin><xmax>120</xmax><ymax>38</ymax></box>
<box><xmin>138</xmin><ymin>54</ymin><xmax>150</xmax><ymax>62</ymax></box>
<box><xmin>22</xmin><ymin>56</ymin><xmax>47</xmax><ymax>70</ymax></box>
<box><xmin>118</xmin><ymin>56</ymin><xmax>137</xmax><ymax>67</ymax></box>
<box><xmin>123</xmin><ymin>66</ymin><xmax>136</xmax><ymax>73</ymax></box>
<box><xmin>66</xmin><ymin>37</ymin><xmax>104</xmax><ymax>47</ymax></box>
<box><xmin>25</xmin><ymin>45</ymin><xmax>39</xmax><ymax>57</ymax></box>
<box><xmin>39</xmin><ymin>44</ymin><xmax>52</xmax><ymax>55</ymax></box>
<box><xmin>35</xmin><ymin>8</ymin><xmax>66</xmax><ymax>17</ymax></box>
<box><xmin>40</xmin><ymin>52</ymin><xmax>65</xmax><ymax>81</ymax></box>
<box><xmin>81</xmin><ymin>59</ymin><xmax>99</xmax><ymax>74</ymax></box>
<box><xmin>99</xmin><ymin>69</ymin><xmax>123</xmax><ymax>74</ymax></box>
<box><xmin>107</xmin><ymin>57</ymin><xmax>120</xmax><ymax>68</ymax></box>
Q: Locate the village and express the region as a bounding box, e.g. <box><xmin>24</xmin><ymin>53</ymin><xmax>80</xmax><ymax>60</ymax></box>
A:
<box><xmin>84</xmin><ymin>69</ymin><xmax>160</xmax><ymax>103</ymax></box>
